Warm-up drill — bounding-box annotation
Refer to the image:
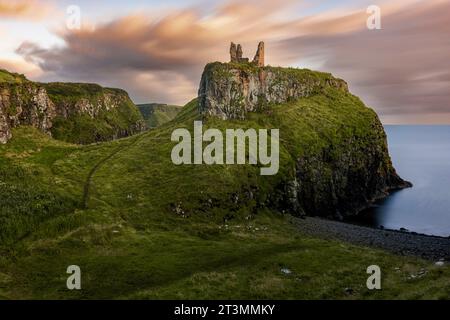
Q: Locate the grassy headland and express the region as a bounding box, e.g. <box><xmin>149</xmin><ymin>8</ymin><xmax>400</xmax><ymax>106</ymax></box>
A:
<box><xmin>0</xmin><ymin>85</ymin><xmax>449</xmax><ymax>299</ymax></box>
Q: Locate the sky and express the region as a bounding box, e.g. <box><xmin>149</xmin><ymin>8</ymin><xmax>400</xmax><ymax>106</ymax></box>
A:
<box><xmin>0</xmin><ymin>0</ymin><xmax>449</xmax><ymax>124</ymax></box>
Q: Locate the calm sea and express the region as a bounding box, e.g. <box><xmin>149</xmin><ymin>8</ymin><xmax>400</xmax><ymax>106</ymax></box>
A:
<box><xmin>349</xmin><ymin>125</ymin><xmax>450</xmax><ymax>237</ymax></box>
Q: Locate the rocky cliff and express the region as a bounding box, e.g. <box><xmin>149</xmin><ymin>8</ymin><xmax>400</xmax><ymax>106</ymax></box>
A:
<box><xmin>197</xmin><ymin>62</ymin><xmax>411</xmax><ymax>218</ymax></box>
<box><xmin>0</xmin><ymin>69</ymin><xmax>145</xmax><ymax>144</ymax></box>
<box><xmin>199</xmin><ymin>62</ymin><xmax>348</xmax><ymax>120</ymax></box>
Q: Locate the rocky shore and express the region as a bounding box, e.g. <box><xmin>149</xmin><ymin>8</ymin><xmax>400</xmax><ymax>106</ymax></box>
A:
<box><xmin>292</xmin><ymin>216</ymin><xmax>450</xmax><ymax>261</ymax></box>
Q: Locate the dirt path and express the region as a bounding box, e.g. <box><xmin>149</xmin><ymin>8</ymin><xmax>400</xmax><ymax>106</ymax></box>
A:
<box><xmin>81</xmin><ymin>135</ymin><xmax>142</xmax><ymax>209</ymax></box>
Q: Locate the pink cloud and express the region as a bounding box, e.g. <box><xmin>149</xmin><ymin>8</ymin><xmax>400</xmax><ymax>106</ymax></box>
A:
<box><xmin>9</xmin><ymin>0</ymin><xmax>450</xmax><ymax>123</ymax></box>
<box><xmin>0</xmin><ymin>0</ymin><xmax>53</xmax><ymax>20</ymax></box>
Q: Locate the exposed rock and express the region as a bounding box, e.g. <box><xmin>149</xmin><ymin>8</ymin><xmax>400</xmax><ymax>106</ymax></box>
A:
<box><xmin>230</xmin><ymin>42</ymin><xmax>254</xmax><ymax>63</ymax></box>
<box><xmin>252</xmin><ymin>41</ymin><xmax>265</xmax><ymax>67</ymax></box>
<box><xmin>280</xmin><ymin>268</ymin><xmax>292</xmax><ymax>275</ymax></box>
<box><xmin>0</xmin><ymin>70</ymin><xmax>146</xmax><ymax>144</ymax></box>
<box><xmin>0</xmin><ymin>82</ymin><xmax>56</xmax><ymax>143</ymax></box>
<box><xmin>197</xmin><ymin>60</ymin><xmax>411</xmax><ymax>219</ymax></box>
<box><xmin>236</xmin><ymin>44</ymin><xmax>243</xmax><ymax>60</ymax></box>
<box><xmin>199</xmin><ymin>62</ymin><xmax>349</xmax><ymax>120</ymax></box>
<box><xmin>230</xmin><ymin>42</ymin><xmax>238</xmax><ymax>62</ymax></box>
<box><xmin>291</xmin><ymin>123</ymin><xmax>411</xmax><ymax>217</ymax></box>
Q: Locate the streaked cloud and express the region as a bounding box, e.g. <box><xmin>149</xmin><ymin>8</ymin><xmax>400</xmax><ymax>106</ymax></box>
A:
<box><xmin>3</xmin><ymin>0</ymin><xmax>450</xmax><ymax>123</ymax></box>
<box><xmin>0</xmin><ymin>0</ymin><xmax>53</xmax><ymax>20</ymax></box>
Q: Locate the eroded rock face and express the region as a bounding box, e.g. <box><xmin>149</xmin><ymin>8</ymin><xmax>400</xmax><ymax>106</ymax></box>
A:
<box><xmin>0</xmin><ymin>113</ymin><xmax>12</xmax><ymax>144</ymax></box>
<box><xmin>0</xmin><ymin>79</ymin><xmax>145</xmax><ymax>144</ymax></box>
<box><xmin>198</xmin><ymin>62</ymin><xmax>349</xmax><ymax>120</ymax></box>
<box><xmin>0</xmin><ymin>83</ymin><xmax>56</xmax><ymax>143</ymax></box>
<box><xmin>197</xmin><ymin>61</ymin><xmax>411</xmax><ymax>218</ymax></box>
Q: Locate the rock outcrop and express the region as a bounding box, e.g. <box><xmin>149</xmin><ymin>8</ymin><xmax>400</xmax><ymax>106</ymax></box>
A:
<box><xmin>230</xmin><ymin>42</ymin><xmax>250</xmax><ymax>63</ymax></box>
<box><xmin>197</xmin><ymin>60</ymin><xmax>411</xmax><ymax>218</ymax></box>
<box><xmin>199</xmin><ymin>62</ymin><xmax>348</xmax><ymax>120</ymax></box>
<box><xmin>0</xmin><ymin>82</ymin><xmax>56</xmax><ymax>143</ymax></box>
<box><xmin>252</xmin><ymin>42</ymin><xmax>265</xmax><ymax>67</ymax></box>
<box><xmin>0</xmin><ymin>69</ymin><xmax>145</xmax><ymax>144</ymax></box>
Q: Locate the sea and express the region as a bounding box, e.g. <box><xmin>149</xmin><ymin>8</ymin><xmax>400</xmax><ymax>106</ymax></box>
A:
<box><xmin>348</xmin><ymin>125</ymin><xmax>450</xmax><ymax>238</ymax></box>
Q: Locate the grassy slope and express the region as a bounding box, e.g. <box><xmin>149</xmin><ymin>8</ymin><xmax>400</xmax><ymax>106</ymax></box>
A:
<box><xmin>0</xmin><ymin>69</ymin><xmax>27</xmax><ymax>83</ymax></box>
<box><xmin>0</xmin><ymin>91</ymin><xmax>449</xmax><ymax>299</ymax></box>
<box><xmin>137</xmin><ymin>104</ymin><xmax>182</xmax><ymax>128</ymax></box>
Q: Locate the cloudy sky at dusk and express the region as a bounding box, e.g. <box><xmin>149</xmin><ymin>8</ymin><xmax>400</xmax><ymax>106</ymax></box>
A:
<box><xmin>1</xmin><ymin>0</ymin><xmax>449</xmax><ymax>124</ymax></box>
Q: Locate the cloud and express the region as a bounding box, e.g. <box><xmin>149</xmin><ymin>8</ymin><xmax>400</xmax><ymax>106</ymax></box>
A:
<box><xmin>17</xmin><ymin>0</ymin><xmax>298</xmax><ymax>104</ymax></box>
<box><xmin>0</xmin><ymin>0</ymin><xmax>53</xmax><ymax>20</ymax></box>
<box><xmin>13</xmin><ymin>0</ymin><xmax>450</xmax><ymax>123</ymax></box>
<box><xmin>0</xmin><ymin>57</ymin><xmax>42</xmax><ymax>78</ymax></box>
<box><xmin>276</xmin><ymin>0</ymin><xmax>450</xmax><ymax>123</ymax></box>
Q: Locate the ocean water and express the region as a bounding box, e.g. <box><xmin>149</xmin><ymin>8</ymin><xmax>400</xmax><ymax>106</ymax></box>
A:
<box><xmin>349</xmin><ymin>125</ymin><xmax>450</xmax><ymax>237</ymax></box>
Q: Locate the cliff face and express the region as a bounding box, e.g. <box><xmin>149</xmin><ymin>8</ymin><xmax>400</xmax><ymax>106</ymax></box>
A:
<box><xmin>0</xmin><ymin>69</ymin><xmax>145</xmax><ymax>144</ymax></box>
<box><xmin>199</xmin><ymin>62</ymin><xmax>348</xmax><ymax>120</ymax></box>
<box><xmin>0</xmin><ymin>81</ymin><xmax>56</xmax><ymax>143</ymax></box>
<box><xmin>197</xmin><ymin>62</ymin><xmax>411</xmax><ymax>218</ymax></box>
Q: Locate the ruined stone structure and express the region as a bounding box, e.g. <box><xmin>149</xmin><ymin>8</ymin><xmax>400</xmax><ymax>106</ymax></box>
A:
<box><xmin>230</xmin><ymin>41</ymin><xmax>264</xmax><ymax>66</ymax></box>
<box><xmin>230</xmin><ymin>42</ymin><xmax>237</xmax><ymax>62</ymax></box>
<box><xmin>252</xmin><ymin>42</ymin><xmax>265</xmax><ymax>67</ymax></box>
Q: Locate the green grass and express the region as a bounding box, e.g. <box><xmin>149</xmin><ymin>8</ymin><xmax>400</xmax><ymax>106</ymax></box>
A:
<box><xmin>0</xmin><ymin>69</ymin><xmax>27</xmax><ymax>83</ymax></box>
<box><xmin>0</xmin><ymin>91</ymin><xmax>449</xmax><ymax>300</ymax></box>
<box><xmin>137</xmin><ymin>103</ymin><xmax>182</xmax><ymax>128</ymax></box>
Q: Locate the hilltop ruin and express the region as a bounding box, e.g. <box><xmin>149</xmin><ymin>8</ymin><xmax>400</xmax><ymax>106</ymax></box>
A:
<box><xmin>230</xmin><ymin>41</ymin><xmax>265</xmax><ymax>67</ymax></box>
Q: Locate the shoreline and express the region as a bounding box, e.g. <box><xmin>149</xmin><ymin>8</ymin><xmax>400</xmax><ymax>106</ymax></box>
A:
<box><xmin>292</xmin><ymin>216</ymin><xmax>450</xmax><ymax>261</ymax></box>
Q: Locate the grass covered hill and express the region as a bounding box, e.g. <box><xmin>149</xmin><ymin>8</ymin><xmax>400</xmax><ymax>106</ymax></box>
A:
<box><xmin>0</xmin><ymin>67</ymin><xmax>448</xmax><ymax>299</ymax></box>
<box><xmin>0</xmin><ymin>69</ymin><xmax>28</xmax><ymax>84</ymax></box>
<box><xmin>137</xmin><ymin>103</ymin><xmax>182</xmax><ymax>128</ymax></box>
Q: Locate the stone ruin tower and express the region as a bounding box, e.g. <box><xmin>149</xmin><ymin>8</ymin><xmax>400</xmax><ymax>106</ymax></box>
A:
<box><xmin>230</xmin><ymin>41</ymin><xmax>265</xmax><ymax>67</ymax></box>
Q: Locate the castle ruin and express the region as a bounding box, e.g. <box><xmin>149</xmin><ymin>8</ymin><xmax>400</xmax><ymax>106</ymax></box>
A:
<box><xmin>230</xmin><ymin>41</ymin><xmax>265</xmax><ymax>67</ymax></box>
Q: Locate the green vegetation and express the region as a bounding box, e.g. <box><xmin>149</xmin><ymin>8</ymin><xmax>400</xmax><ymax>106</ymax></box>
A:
<box><xmin>0</xmin><ymin>85</ymin><xmax>449</xmax><ymax>300</ymax></box>
<box><xmin>42</xmin><ymin>83</ymin><xmax>144</xmax><ymax>144</ymax></box>
<box><xmin>205</xmin><ymin>61</ymin><xmax>344</xmax><ymax>87</ymax></box>
<box><xmin>0</xmin><ymin>69</ymin><xmax>27</xmax><ymax>83</ymax></box>
<box><xmin>43</xmin><ymin>82</ymin><xmax>126</xmax><ymax>105</ymax></box>
<box><xmin>137</xmin><ymin>103</ymin><xmax>182</xmax><ymax>128</ymax></box>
